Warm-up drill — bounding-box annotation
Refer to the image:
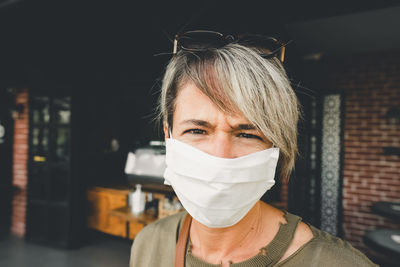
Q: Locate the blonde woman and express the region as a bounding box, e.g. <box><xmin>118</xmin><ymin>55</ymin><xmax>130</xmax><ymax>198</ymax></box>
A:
<box><xmin>130</xmin><ymin>31</ymin><xmax>376</xmax><ymax>267</ymax></box>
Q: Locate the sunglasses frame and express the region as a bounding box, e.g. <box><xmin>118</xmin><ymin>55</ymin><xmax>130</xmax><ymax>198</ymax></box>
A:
<box><xmin>173</xmin><ymin>30</ymin><xmax>287</xmax><ymax>62</ymax></box>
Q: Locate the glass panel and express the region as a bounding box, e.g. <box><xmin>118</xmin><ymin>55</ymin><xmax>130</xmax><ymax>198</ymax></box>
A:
<box><xmin>31</xmin><ymin>126</ymin><xmax>49</xmax><ymax>158</ymax></box>
<box><xmin>32</xmin><ymin>127</ymin><xmax>39</xmax><ymax>146</ymax></box>
<box><xmin>32</xmin><ymin>97</ymin><xmax>50</xmax><ymax>124</ymax></box>
<box><xmin>44</xmin><ymin>106</ymin><xmax>50</xmax><ymax>123</ymax></box>
<box><xmin>58</xmin><ymin>110</ymin><xmax>70</xmax><ymax>124</ymax></box>
<box><xmin>53</xmin><ymin>97</ymin><xmax>71</xmax><ymax>125</ymax></box>
<box><xmin>32</xmin><ymin>110</ymin><xmax>40</xmax><ymax>124</ymax></box>
<box><xmin>42</xmin><ymin>127</ymin><xmax>49</xmax><ymax>148</ymax></box>
<box><xmin>55</xmin><ymin>127</ymin><xmax>70</xmax><ymax>161</ymax></box>
<box><xmin>41</xmin><ymin>127</ymin><xmax>49</xmax><ymax>156</ymax></box>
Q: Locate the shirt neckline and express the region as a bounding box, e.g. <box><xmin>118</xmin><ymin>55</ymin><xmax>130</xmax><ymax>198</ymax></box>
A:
<box><xmin>185</xmin><ymin>211</ymin><xmax>302</xmax><ymax>267</ymax></box>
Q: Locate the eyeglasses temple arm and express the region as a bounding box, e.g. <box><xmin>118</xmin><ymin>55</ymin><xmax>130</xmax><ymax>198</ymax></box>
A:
<box><xmin>173</xmin><ymin>35</ymin><xmax>178</xmax><ymax>55</ymax></box>
<box><xmin>280</xmin><ymin>46</ymin><xmax>285</xmax><ymax>62</ymax></box>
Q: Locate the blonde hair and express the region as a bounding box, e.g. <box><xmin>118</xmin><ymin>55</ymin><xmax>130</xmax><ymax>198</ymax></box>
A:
<box><xmin>159</xmin><ymin>44</ymin><xmax>300</xmax><ymax>179</ymax></box>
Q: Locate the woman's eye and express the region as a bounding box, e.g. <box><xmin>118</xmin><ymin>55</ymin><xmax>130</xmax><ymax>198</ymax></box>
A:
<box><xmin>183</xmin><ymin>129</ymin><xmax>206</xmax><ymax>135</ymax></box>
<box><xmin>238</xmin><ymin>133</ymin><xmax>263</xmax><ymax>141</ymax></box>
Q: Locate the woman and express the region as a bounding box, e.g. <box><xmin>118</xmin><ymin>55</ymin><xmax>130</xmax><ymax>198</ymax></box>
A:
<box><xmin>130</xmin><ymin>31</ymin><xmax>376</xmax><ymax>267</ymax></box>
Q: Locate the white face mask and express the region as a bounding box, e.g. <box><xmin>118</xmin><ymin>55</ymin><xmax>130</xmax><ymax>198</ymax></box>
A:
<box><xmin>163</xmin><ymin>135</ymin><xmax>280</xmax><ymax>228</ymax></box>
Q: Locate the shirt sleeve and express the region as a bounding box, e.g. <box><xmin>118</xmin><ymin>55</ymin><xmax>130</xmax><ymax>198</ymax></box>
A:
<box><xmin>275</xmin><ymin>226</ymin><xmax>378</xmax><ymax>267</ymax></box>
<box><xmin>129</xmin><ymin>211</ymin><xmax>186</xmax><ymax>267</ymax></box>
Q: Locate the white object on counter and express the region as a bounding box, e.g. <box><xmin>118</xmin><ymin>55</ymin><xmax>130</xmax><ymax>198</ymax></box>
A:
<box><xmin>130</xmin><ymin>184</ymin><xmax>146</xmax><ymax>214</ymax></box>
<box><xmin>392</xmin><ymin>234</ymin><xmax>400</xmax><ymax>244</ymax></box>
<box><xmin>124</xmin><ymin>152</ymin><xmax>136</xmax><ymax>174</ymax></box>
<box><xmin>124</xmin><ymin>147</ymin><xmax>166</xmax><ymax>177</ymax></box>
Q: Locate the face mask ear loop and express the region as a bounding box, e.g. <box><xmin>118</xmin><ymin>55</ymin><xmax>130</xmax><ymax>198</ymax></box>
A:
<box><xmin>168</xmin><ymin>127</ymin><xmax>173</xmax><ymax>139</ymax></box>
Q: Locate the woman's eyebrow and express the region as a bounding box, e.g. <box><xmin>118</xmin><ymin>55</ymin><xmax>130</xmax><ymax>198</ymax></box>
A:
<box><xmin>180</xmin><ymin>120</ymin><xmax>256</xmax><ymax>131</ymax></box>
<box><xmin>233</xmin><ymin>124</ymin><xmax>257</xmax><ymax>130</ymax></box>
<box><xmin>181</xmin><ymin>119</ymin><xmax>212</xmax><ymax>128</ymax></box>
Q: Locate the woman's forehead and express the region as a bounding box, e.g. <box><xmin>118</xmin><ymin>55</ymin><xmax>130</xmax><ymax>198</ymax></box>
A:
<box><xmin>173</xmin><ymin>82</ymin><xmax>252</xmax><ymax>127</ymax></box>
<box><xmin>175</xmin><ymin>78</ymin><xmax>239</xmax><ymax>113</ymax></box>
<box><xmin>177</xmin><ymin>62</ymin><xmax>239</xmax><ymax>113</ymax></box>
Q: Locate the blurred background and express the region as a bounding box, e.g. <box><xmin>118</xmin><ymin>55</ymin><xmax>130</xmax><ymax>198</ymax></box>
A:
<box><xmin>0</xmin><ymin>0</ymin><xmax>399</xmax><ymax>266</ymax></box>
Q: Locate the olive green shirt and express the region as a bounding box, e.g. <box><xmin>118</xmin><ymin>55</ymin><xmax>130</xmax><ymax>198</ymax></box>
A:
<box><xmin>129</xmin><ymin>211</ymin><xmax>377</xmax><ymax>267</ymax></box>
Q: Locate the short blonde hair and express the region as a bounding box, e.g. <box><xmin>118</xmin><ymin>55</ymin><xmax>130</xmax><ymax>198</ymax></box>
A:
<box><xmin>159</xmin><ymin>44</ymin><xmax>300</xmax><ymax>179</ymax></box>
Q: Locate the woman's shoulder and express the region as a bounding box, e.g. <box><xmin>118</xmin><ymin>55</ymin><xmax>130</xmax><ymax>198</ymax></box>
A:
<box><xmin>308</xmin><ymin>225</ymin><xmax>375</xmax><ymax>259</ymax></box>
<box><xmin>276</xmin><ymin>218</ymin><xmax>378</xmax><ymax>267</ymax></box>
<box><xmin>138</xmin><ymin>210</ymin><xmax>187</xmax><ymax>238</ymax></box>
<box><xmin>129</xmin><ymin>211</ymin><xmax>187</xmax><ymax>267</ymax></box>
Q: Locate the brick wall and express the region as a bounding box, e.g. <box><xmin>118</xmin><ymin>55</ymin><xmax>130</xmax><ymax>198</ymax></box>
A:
<box><xmin>326</xmin><ymin>51</ymin><xmax>400</xmax><ymax>252</ymax></box>
<box><xmin>10</xmin><ymin>88</ymin><xmax>29</xmax><ymax>236</ymax></box>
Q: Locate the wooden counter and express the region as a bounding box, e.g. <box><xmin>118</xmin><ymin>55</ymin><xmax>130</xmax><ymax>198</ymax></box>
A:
<box><xmin>87</xmin><ymin>184</ymin><xmax>179</xmax><ymax>240</ymax></box>
<box><xmin>109</xmin><ymin>206</ymin><xmax>157</xmax><ymax>239</ymax></box>
<box><xmin>87</xmin><ymin>186</ymin><xmax>130</xmax><ymax>238</ymax></box>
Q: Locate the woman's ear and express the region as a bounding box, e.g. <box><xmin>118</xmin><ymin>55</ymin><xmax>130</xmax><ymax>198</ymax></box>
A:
<box><xmin>163</xmin><ymin>124</ymin><xmax>169</xmax><ymax>140</ymax></box>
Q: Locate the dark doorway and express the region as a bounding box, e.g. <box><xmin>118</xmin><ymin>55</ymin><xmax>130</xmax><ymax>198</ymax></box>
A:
<box><xmin>0</xmin><ymin>88</ymin><xmax>14</xmax><ymax>238</ymax></box>
<box><xmin>287</xmin><ymin>60</ymin><xmax>324</xmax><ymax>228</ymax></box>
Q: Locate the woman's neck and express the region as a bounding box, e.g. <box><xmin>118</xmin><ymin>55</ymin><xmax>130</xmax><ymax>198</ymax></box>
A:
<box><xmin>189</xmin><ymin>201</ymin><xmax>282</xmax><ymax>266</ymax></box>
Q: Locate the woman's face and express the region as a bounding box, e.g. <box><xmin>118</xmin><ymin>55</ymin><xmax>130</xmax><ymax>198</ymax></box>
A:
<box><xmin>165</xmin><ymin>82</ymin><xmax>272</xmax><ymax>158</ymax></box>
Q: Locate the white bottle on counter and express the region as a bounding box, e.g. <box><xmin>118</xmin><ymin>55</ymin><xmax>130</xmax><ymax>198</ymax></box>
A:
<box><xmin>130</xmin><ymin>184</ymin><xmax>146</xmax><ymax>214</ymax></box>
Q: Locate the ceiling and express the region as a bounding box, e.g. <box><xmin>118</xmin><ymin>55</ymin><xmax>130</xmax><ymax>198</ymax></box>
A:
<box><xmin>0</xmin><ymin>0</ymin><xmax>399</xmax><ymax>83</ymax></box>
<box><xmin>286</xmin><ymin>5</ymin><xmax>400</xmax><ymax>57</ymax></box>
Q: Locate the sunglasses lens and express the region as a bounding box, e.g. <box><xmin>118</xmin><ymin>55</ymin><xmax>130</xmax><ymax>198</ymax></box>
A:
<box><xmin>178</xmin><ymin>31</ymin><xmax>229</xmax><ymax>51</ymax></box>
<box><xmin>238</xmin><ymin>35</ymin><xmax>282</xmax><ymax>56</ymax></box>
